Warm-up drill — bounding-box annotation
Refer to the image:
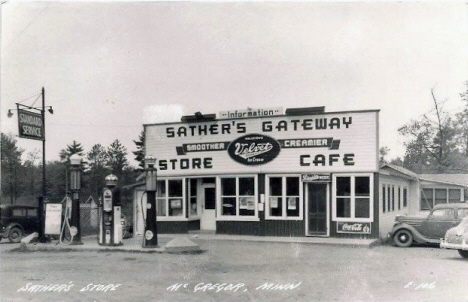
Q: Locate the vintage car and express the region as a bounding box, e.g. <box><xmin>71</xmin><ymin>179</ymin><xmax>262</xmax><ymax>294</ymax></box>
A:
<box><xmin>0</xmin><ymin>205</ymin><xmax>40</xmax><ymax>243</ymax></box>
<box><xmin>440</xmin><ymin>215</ymin><xmax>468</xmax><ymax>258</ymax></box>
<box><xmin>390</xmin><ymin>203</ymin><xmax>468</xmax><ymax>247</ymax></box>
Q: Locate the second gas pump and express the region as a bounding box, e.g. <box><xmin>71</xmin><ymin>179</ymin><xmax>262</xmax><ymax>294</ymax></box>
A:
<box><xmin>98</xmin><ymin>174</ymin><xmax>123</xmax><ymax>246</ymax></box>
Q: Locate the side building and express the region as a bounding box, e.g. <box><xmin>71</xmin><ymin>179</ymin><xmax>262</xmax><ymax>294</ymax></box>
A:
<box><xmin>136</xmin><ymin>106</ymin><xmax>380</xmax><ymax>239</ymax></box>
<box><xmin>378</xmin><ymin>164</ymin><xmax>468</xmax><ymax>239</ymax></box>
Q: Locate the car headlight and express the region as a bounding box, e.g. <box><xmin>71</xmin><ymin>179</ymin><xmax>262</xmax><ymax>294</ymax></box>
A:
<box><xmin>393</xmin><ymin>220</ymin><xmax>401</xmax><ymax>226</ymax></box>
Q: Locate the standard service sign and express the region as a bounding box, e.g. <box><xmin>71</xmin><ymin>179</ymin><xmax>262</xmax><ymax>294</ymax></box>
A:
<box><xmin>227</xmin><ymin>134</ymin><xmax>281</xmax><ymax>166</ymax></box>
<box><xmin>18</xmin><ymin>109</ymin><xmax>44</xmax><ymax>141</ymax></box>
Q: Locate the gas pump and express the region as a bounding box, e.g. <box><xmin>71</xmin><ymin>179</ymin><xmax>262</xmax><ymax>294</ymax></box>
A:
<box><xmin>98</xmin><ymin>174</ymin><xmax>123</xmax><ymax>246</ymax></box>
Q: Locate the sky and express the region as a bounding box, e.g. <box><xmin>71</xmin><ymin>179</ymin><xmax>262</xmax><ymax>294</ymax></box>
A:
<box><xmin>1</xmin><ymin>1</ymin><xmax>468</xmax><ymax>167</ymax></box>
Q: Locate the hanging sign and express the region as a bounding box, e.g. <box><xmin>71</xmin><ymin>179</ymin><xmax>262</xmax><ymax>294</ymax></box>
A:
<box><xmin>301</xmin><ymin>174</ymin><xmax>331</xmax><ymax>182</ymax></box>
<box><xmin>45</xmin><ymin>203</ymin><xmax>62</xmax><ymax>235</ymax></box>
<box><xmin>337</xmin><ymin>222</ymin><xmax>371</xmax><ymax>234</ymax></box>
<box><xmin>17</xmin><ymin>109</ymin><xmax>44</xmax><ymax>141</ymax></box>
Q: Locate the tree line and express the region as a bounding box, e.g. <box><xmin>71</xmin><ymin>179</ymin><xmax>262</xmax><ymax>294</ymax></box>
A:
<box><xmin>382</xmin><ymin>83</ymin><xmax>468</xmax><ymax>174</ymax></box>
<box><xmin>1</xmin><ymin>130</ymin><xmax>145</xmax><ymax>205</ymax></box>
<box><xmin>3</xmin><ymin>82</ymin><xmax>468</xmax><ymax>205</ymax></box>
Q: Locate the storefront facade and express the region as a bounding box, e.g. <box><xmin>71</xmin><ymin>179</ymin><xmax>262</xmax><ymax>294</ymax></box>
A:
<box><xmin>143</xmin><ymin>107</ymin><xmax>380</xmax><ymax>238</ymax></box>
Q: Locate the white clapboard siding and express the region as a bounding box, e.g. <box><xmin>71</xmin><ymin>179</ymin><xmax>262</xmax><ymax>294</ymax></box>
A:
<box><xmin>145</xmin><ymin>110</ymin><xmax>378</xmax><ymax>177</ymax></box>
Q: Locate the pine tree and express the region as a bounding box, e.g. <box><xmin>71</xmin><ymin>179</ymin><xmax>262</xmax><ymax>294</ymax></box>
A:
<box><xmin>1</xmin><ymin>133</ymin><xmax>25</xmax><ymax>204</ymax></box>
<box><xmin>133</xmin><ymin>130</ymin><xmax>145</xmax><ymax>170</ymax></box>
<box><xmin>59</xmin><ymin>140</ymin><xmax>85</xmax><ymax>162</ymax></box>
<box><xmin>106</xmin><ymin>139</ymin><xmax>128</xmax><ymax>181</ymax></box>
<box><xmin>87</xmin><ymin>144</ymin><xmax>110</xmax><ymax>196</ymax></box>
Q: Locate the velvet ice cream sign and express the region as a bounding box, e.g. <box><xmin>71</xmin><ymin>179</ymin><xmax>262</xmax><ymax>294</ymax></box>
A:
<box><xmin>227</xmin><ymin>134</ymin><xmax>281</xmax><ymax>166</ymax></box>
<box><xmin>145</xmin><ymin>110</ymin><xmax>379</xmax><ymax>176</ymax></box>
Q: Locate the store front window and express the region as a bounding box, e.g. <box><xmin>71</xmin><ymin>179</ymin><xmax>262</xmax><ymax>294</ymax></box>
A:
<box><xmin>156</xmin><ymin>179</ymin><xmax>185</xmax><ymax>217</ymax></box>
<box><xmin>266</xmin><ymin>175</ymin><xmax>302</xmax><ymax>219</ymax></box>
<box><xmin>219</xmin><ymin>176</ymin><xmax>257</xmax><ymax>218</ymax></box>
<box><xmin>188</xmin><ymin>178</ymin><xmax>198</xmax><ymax>217</ymax></box>
<box><xmin>333</xmin><ymin>174</ymin><xmax>373</xmax><ymax>222</ymax></box>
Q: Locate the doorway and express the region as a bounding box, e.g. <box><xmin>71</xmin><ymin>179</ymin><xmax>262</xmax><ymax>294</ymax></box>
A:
<box><xmin>306</xmin><ymin>183</ymin><xmax>329</xmax><ymax>236</ymax></box>
<box><xmin>200</xmin><ymin>180</ymin><xmax>216</xmax><ymax>231</ymax></box>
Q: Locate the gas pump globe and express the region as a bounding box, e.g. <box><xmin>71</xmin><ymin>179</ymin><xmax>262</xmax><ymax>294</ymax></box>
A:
<box><xmin>143</xmin><ymin>155</ymin><xmax>158</xmax><ymax>248</ymax></box>
<box><xmin>98</xmin><ymin>174</ymin><xmax>123</xmax><ymax>246</ymax></box>
<box><xmin>105</xmin><ymin>174</ymin><xmax>118</xmax><ymax>187</ymax></box>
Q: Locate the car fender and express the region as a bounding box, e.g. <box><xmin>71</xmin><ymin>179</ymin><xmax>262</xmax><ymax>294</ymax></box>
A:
<box><xmin>5</xmin><ymin>223</ymin><xmax>24</xmax><ymax>237</ymax></box>
<box><xmin>391</xmin><ymin>223</ymin><xmax>433</xmax><ymax>244</ymax></box>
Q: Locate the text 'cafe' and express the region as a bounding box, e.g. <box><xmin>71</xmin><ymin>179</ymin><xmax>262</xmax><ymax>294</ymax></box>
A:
<box><xmin>141</xmin><ymin>106</ymin><xmax>379</xmax><ymax>238</ymax></box>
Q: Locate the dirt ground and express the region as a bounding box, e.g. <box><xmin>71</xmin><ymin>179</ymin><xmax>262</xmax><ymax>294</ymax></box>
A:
<box><xmin>1</xmin><ymin>239</ymin><xmax>467</xmax><ymax>302</ymax></box>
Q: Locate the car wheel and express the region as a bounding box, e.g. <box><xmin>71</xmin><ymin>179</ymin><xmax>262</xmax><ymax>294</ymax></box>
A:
<box><xmin>458</xmin><ymin>250</ymin><xmax>468</xmax><ymax>258</ymax></box>
<box><xmin>8</xmin><ymin>227</ymin><xmax>23</xmax><ymax>243</ymax></box>
<box><xmin>393</xmin><ymin>229</ymin><xmax>413</xmax><ymax>247</ymax></box>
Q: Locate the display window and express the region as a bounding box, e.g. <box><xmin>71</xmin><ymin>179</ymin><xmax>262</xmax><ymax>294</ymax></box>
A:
<box><xmin>265</xmin><ymin>175</ymin><xmax>302</xmax><ymax>220</ymax></box>
<box><xmin>217</xmin><ymin>175</ymin><xmax>258</xmax><ymax>220</ymax></box>
<box><xmin>156</xmin><ymin>179</ymin><xmax>185</xmax><ymax>218</ymax></box>
<box><xmin>333</xmin><ymin>174</ymin><xmax>373</xmax><ymax>222</ymax></box>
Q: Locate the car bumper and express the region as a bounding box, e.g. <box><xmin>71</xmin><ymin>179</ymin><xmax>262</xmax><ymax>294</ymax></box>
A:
<box><xmin>440</xmin><ymin>238</ymin><xmax>468</xmax><ymax>250</ymax></box>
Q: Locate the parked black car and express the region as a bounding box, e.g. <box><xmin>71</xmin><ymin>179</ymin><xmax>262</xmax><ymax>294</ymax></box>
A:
<box><xmin>390</xmin><ymin>203</ymin><xmax>468</xmax><ymax>247</ymax></box>
<box><xmin>0</xmin><ymin>205</ymin><xmax>40</xmax><ymax>243</ymax></box>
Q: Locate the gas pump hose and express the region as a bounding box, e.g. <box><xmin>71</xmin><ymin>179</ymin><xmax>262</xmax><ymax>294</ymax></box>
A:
<box><xmin>59</xmin><ymin>197</ymin><xmax>75</xmax><ymax>245</ymax></box>
<box><xmin>140</xmin><ymin>191</ymin><xmax>147</xmax><ymax>229</ymax></box>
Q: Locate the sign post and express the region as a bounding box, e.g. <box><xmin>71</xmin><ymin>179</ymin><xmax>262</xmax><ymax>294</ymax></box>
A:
<box><xmin>8</xmin><ymin>87</ymin><xmax>53</xmax><ymax>242</ymax></box>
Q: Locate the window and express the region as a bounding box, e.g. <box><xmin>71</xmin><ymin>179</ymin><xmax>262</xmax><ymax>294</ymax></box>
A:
<box><xmin>188</xmin><ymin>179</ymin><xmax>198</xmax><ymax>217</ymax></box>
<box><xmin>336</xmin><ymin>177</ymin><xmax>351</xmax><ymax>218</ymax></box>
<box><xmin>382</xmin><ymin>185</ymin><xmax>386</xmax><ymax>213</ymax></box>
<box><xmin>435</xmin><ymin>189</ymin><xmax>446</xmax><ymax>206</ymax></box>
<box><xmin>355</xmin><ymin>177</ymin><xmax>370</xmax><ymax>218</ymax></box>
<box><xmin>391</xmin><ymin>186</ymin><xmax>395</xmax><ymax>211</ymax></box>
<box><xmin>12</xmin><ymin>208</ymin><xmax>25</xmax><ymax>216</ymax></box>
<box><xmin>387</xmin><ymin>186</ymin><xmax>391</xmax><ymax>213</ymax></box>
<box><xmin>430</xmin><ymin>208</ymin><xmax>455</xmax><ymax>220</ymax></box>
<box><xmin>266</xmin><ymin>176</ymin><xmax>301</xmax><ymax>219</ymax></box>
<box><xmin>421</xmin><ymin>189</ymin><xmax>433</xmax><ymax>210</ymax></box>
<box><xmin>449</xmin><ymin>189</ymin><xmax>461</xmax><ymax>203</ymax></box>
<box><xmin>219</xmin><ymin>176</ymin><xmax>256</xmax><ymax>218</ymax></box>
<box><xmin>156</xmin><ymin>180</ymin><xmax>167</xmax><ymax>216</ymax></box>
<box><xmin>333</xmin><ymin>174</ymin><xmax>373</xmax><ymax>221</ymax></box>
<box><xmin>26</xmin><ymin>208</ymin><xmax>38</xmax><ymax>217</ymax></box>
<box><xmin>421</xmin><ymin>188</ymin><xmax>463</xmax><ymax>210</ymax></box>
<box><xmin>157</xmin><ymin>179</ymin><xmax>185</xmax><ymax>217</ymax></box>
<box><xmin>458</xmin><ymin>209</ymin><xmax>468</xmax><ymax>218</ymax></box>
<box><xmin>403</xmin><ymin>188</ymin><xmax>408</xmax><ymax>207</ymax></box>
<box><xmin>398</xmin><ymin>186</ymin><xmax>401</xmax><ymax>210</ymax></box>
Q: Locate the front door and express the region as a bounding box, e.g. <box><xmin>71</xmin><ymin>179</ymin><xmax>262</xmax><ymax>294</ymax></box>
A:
<box><xmin>306</xmin><ymin>183</ymin><xmax>328</xmax><ymax>236</ymax></box>
<box><xmin>201</xmin><ymin>186</ymin><xmax>216</xmax><ymax>230</ymax></box>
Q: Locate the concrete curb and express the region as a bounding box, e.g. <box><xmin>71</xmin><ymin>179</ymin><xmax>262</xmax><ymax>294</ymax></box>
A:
<box><xmin>16</xmin><ymin>245</ymin><xmax>166</xmax><ymax>253</ymax></box>
<box><xmin>9</xmin><ymin>234</ymin><xmax>380</xmax><ymax>254</ymax></box>
<box><xmin>162</xmin><ymin>234</ymin><xmax>380</xmax><ymax>248</ymax></box>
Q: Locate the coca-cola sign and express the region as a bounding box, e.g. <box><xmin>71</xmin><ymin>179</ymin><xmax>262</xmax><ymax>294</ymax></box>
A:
<box><xmin>227</xmin><ymin>134</ymin><xmax>281</xmax><ymax>166</ymax></box>
<box><xmin>337</xmin><ymin>222</ymin><xmax>371</xmax><ymax>234</ymax></box>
